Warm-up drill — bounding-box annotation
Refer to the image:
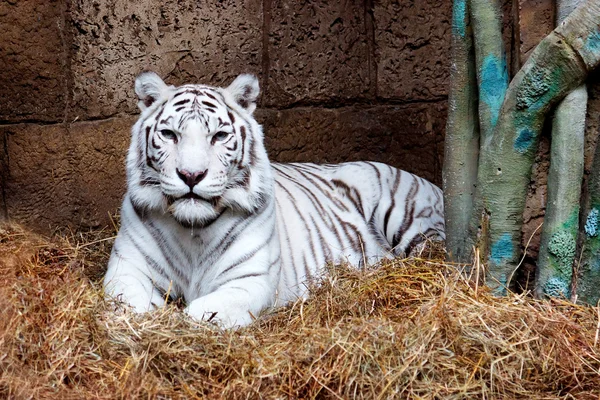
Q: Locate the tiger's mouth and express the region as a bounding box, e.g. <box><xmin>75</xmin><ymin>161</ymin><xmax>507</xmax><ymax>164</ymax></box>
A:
<box><xmin>167</xmin><ymin>192</ymin><xmax>221</xmax><ymax>207</ymax></box>
<box><xmin>181</xmin><ymin>192</ymin><xmax>204</xmax><ymax>200</ymax></box>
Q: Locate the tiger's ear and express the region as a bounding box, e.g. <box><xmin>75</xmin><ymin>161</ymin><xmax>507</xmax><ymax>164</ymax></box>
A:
<box><xmin>226</xmin><ymin>74</ymin><xmax>260</xmax><ymax>114</ymax></box>
<box><xmin>135</xmin><ymin>72</ymin><xmax>171</xmax><ymax>111</ymax></box>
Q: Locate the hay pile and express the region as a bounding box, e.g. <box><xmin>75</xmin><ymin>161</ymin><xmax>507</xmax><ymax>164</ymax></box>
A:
<box><xmin>1</xmin><ymin>223</ymin><xmax>599</xmax><ymax>399</ymax></box>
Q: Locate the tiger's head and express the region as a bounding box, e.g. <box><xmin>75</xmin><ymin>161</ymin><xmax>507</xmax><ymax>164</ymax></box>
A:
<box><xmin>126</xmin><ymin>72</ymin><xmax>272</xmax><ymax>227</ymax></box>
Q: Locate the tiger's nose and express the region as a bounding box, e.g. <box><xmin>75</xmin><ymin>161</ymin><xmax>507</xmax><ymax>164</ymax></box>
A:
<box><xmin>176</xmin><ymin>169</ymin><xmax>208</xmax><ymax>189</ymax></box>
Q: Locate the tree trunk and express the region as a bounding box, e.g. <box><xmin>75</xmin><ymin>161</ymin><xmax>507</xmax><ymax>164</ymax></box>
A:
<box><xmin>464</xmin><ymin>0</ymin><xmax>510</xmax><ymax>264</ymax></box>
<box><xmin>468</xmin><ymin>0</ymin><xmax>509</xmax><ymax>142</ymax></box>
<box><xmin>577</xmin><ymin>138</ymin><xmax>600</xmax><ymax>305</ymax></box>
<box><xmin>535</xmin><ymin>0</ymin><xmax>587</xmax><ymax>299</ymax></box>
<box><xmin>443</xmin><ymin>0</ymin><xmax>480</xmax><ymax>262</ymax></box>
<box><xmin>535</xmin><ymin>87</ymin><xmax>586</xmax><ymax>298</ymax></box>
<box><xmin>470</xmin><ymin>0</ymin><xmax>600</xmax><ymax>295</ymax></box>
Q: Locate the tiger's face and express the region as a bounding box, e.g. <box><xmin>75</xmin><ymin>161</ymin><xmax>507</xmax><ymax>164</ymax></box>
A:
<box><xmin>127</xmin><ymin>72</ymin><xmax>271</xmax><ymax>227</ymax></box>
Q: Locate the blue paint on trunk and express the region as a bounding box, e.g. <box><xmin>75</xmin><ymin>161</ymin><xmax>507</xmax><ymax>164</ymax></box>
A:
<box><xmin>514</xmin><ymin>128</ymin><xmax>534</xmax><ymax>153</ymax></box>
<box><xmin>584</xmin><ymin>30</ymin><xmax>600</xmax><ymax>54</ymax></box>
<box><xmin>490</xmin><ymin>233</ymin><xmax>514</xmax><ymax>265</ymax></box>
<box><xmin>480</xmin><ymin>55</ymin><xmax>509</xmax><ymax>128</ymax></box>
<box><xmin>492</xmin><ymin>275</ymin><xmax>508</xmax><ymax>296</ymax></box>
<box><xmin>452</xmin><ymin>0</ymin><xmax>467</xmax><ymax>38</ymax></box>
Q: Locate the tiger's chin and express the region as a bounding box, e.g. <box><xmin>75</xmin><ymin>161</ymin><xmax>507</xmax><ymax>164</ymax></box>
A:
<box><xmin>169</xmin><ymin>198</ymin><xmax>224</xmax><ymax>229</ymax></box>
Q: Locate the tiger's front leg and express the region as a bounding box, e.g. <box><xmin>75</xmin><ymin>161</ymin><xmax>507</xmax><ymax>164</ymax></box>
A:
<box><xmin>104</xmin><ymin>231</ymin><xmax>171</xmax><ymax>313</ymax></box>
<box><xmin>185</xmin><ymin>279</ymin><xmax>274</xmax><ymax>328</ymax></box>
<box><xmin>185</xmin><ymin>242</ymin><xmax>280</xmax><ymax>329</ymax></box>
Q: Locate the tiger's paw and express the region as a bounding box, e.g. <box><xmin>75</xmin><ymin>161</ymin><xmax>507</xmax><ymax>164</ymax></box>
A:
<box><xmin>185</xmin><ymin>295</ymin><xmax>254</xmax><ymax>329</ymax></box>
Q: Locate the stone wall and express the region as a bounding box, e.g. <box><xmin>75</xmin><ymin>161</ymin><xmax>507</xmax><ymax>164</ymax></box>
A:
<box><xmin>0</xmin><ymin>0</ymin><xmax>454</xmax><ymax>232</ymax></box>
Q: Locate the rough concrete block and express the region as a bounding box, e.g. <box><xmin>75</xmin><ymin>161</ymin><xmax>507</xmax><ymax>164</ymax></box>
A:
<box><xmin>0</xmin><ymin>0</ymin><xmax>69</xmax><ymax>123</ymax></box>
<box><xmin>374</xmin><ymin>0</ymin><xmax>452</xmax><ymax>101</ymax></box>
<box><xmin>4</xmin><ymin>118</ymin><xmax>133</xmax><ymax>231</ymax></box>
<box><xmin>69</xmin><ymin>0</ymin><xmax>263</xmax><ymax>119</ymax></box>
<box><xmin>266</xmin><ymin>0</ymin><xmax>373</xmax><ymax>107</ymax></box>
<box><xmin>256</xmin><ymin>102</ymin><xmax>447</xmax><ymax>185</ymax></box>
<box><xmin>518</xmin><ymin>0</ymin><xmax>555</xmax><ymax>62</ymax></box>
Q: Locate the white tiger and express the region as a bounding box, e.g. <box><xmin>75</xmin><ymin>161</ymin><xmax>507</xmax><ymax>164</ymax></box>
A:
<box><xmin>104</xmin><ymin>72</ymin><xmax>445</xmax><ymax>328</ymax></box>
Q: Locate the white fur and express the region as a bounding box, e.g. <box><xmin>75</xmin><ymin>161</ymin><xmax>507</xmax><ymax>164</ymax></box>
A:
<box><xmin>134</xmin><ymin>71</ymin><xmax>174</xmax><ymax>110</ymax></box>
<box><xmin>104</xmin><ymin>73</ymin><xmax>445</xmax><ymax>329</ymax></box>
<box><xmin>226</xmin><ymin>74</ymin><xmax>260</xmax><ymax>114</ymax></box>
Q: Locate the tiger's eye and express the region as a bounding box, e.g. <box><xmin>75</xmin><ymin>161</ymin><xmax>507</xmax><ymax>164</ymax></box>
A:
<box><xmin>161</xmin><ymin>129</ymin><xmax>178</xmax><ymax>143</ymax></box>
<box><xmin>211</xmin><ymin>131</ymin><xmax>230</xmax><ymax>144</ymax></box>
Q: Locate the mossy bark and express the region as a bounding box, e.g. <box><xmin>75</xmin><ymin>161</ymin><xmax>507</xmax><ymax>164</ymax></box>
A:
<box><xmin>578</xmin><ymin>116</ymin><xmax>600</xmax><ymax>305</ymax></box>
<box><xmin>470</xmin><ymin>1</ymin><xmax>600</xmax><ymax>295</ymax></box>
<box><xmin>443</xmin><ymin>0</ymin><xmax>480</xmax><ymax>262</ymax></box>
<box><xmin>535</xmin><ymin>0</ymin><xmax>587</xmax><ymax>300</ymax></box>
<box><xmin>535</xmin><ymin>87</ymin><xmax>586</xmax><ymax>299</ymax></box>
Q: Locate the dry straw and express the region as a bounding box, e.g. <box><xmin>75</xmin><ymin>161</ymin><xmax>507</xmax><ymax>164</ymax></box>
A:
<box><xmin>1</xmin><ymin>223</ymin><xmax>599</xmax><ymax>399</ymax></box>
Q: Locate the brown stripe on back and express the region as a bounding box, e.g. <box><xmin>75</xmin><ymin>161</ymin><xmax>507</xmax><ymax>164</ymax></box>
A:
<box><xmin>291</xmin><ymin>168</ymin><xmax>349</xmax><ymax>213</ymax></box>
<box><xmin>332</xmin><ymin>179</ymin><xmax>364</xmax><ymax>218</ymax></box>
<box><xmin>365</xmin><ymin>161</ymin><xmax>382</xmax><ymax>182</ymax></box>
<box><xmin>383</xmin><ymin>170</ymin><xmax>402</xmax><ymax>236</ymax></box>
<box><xmin>308</xmin><ymin>213</ymin><xmax>333</xmax><ymax>264</ymax></box>
<box><xmin>415</xmin><ymin>206</ymin><xmax>433</xmax><ymax>218</ymax></box>
<box><xmin>276</xmin><ymin>167</ymin><xmax>347</xmax><ymax>254</ymax></box>
<box><xmin>294</xmin><ymin>167</ymin><xmax>334</xmax><ymax>191</ymax></box>
<box><xmin>275</xmin><ymin>181</ymin><xmax>320</xmax><ymax>270</ymax></box>
<box><xmin>392</xmin><ymin>178</ymin><xmax>420</xmax><ymax>248</ymax></box>
<box><xmin>274</xmin><ymin>168</ymin><xmax>330</xmax><ymax>218</ymax></box>
<box><xmin>339</xmin><ymin>220</ymin><xmax>363</xmax><ymax>254</ymax></box>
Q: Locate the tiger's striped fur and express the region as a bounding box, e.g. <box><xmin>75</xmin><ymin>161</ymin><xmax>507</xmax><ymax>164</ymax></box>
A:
<box><xmin>104</xmin><ymin>72</ymin><xmax>445</xmax><ymax>328</ymax></box>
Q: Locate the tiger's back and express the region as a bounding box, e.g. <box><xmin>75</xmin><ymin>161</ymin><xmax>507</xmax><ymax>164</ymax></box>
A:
<box><xmin>273</xmin><ymin>161</ymin><xmax>444</xmax><ymax>302</ymax></box>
